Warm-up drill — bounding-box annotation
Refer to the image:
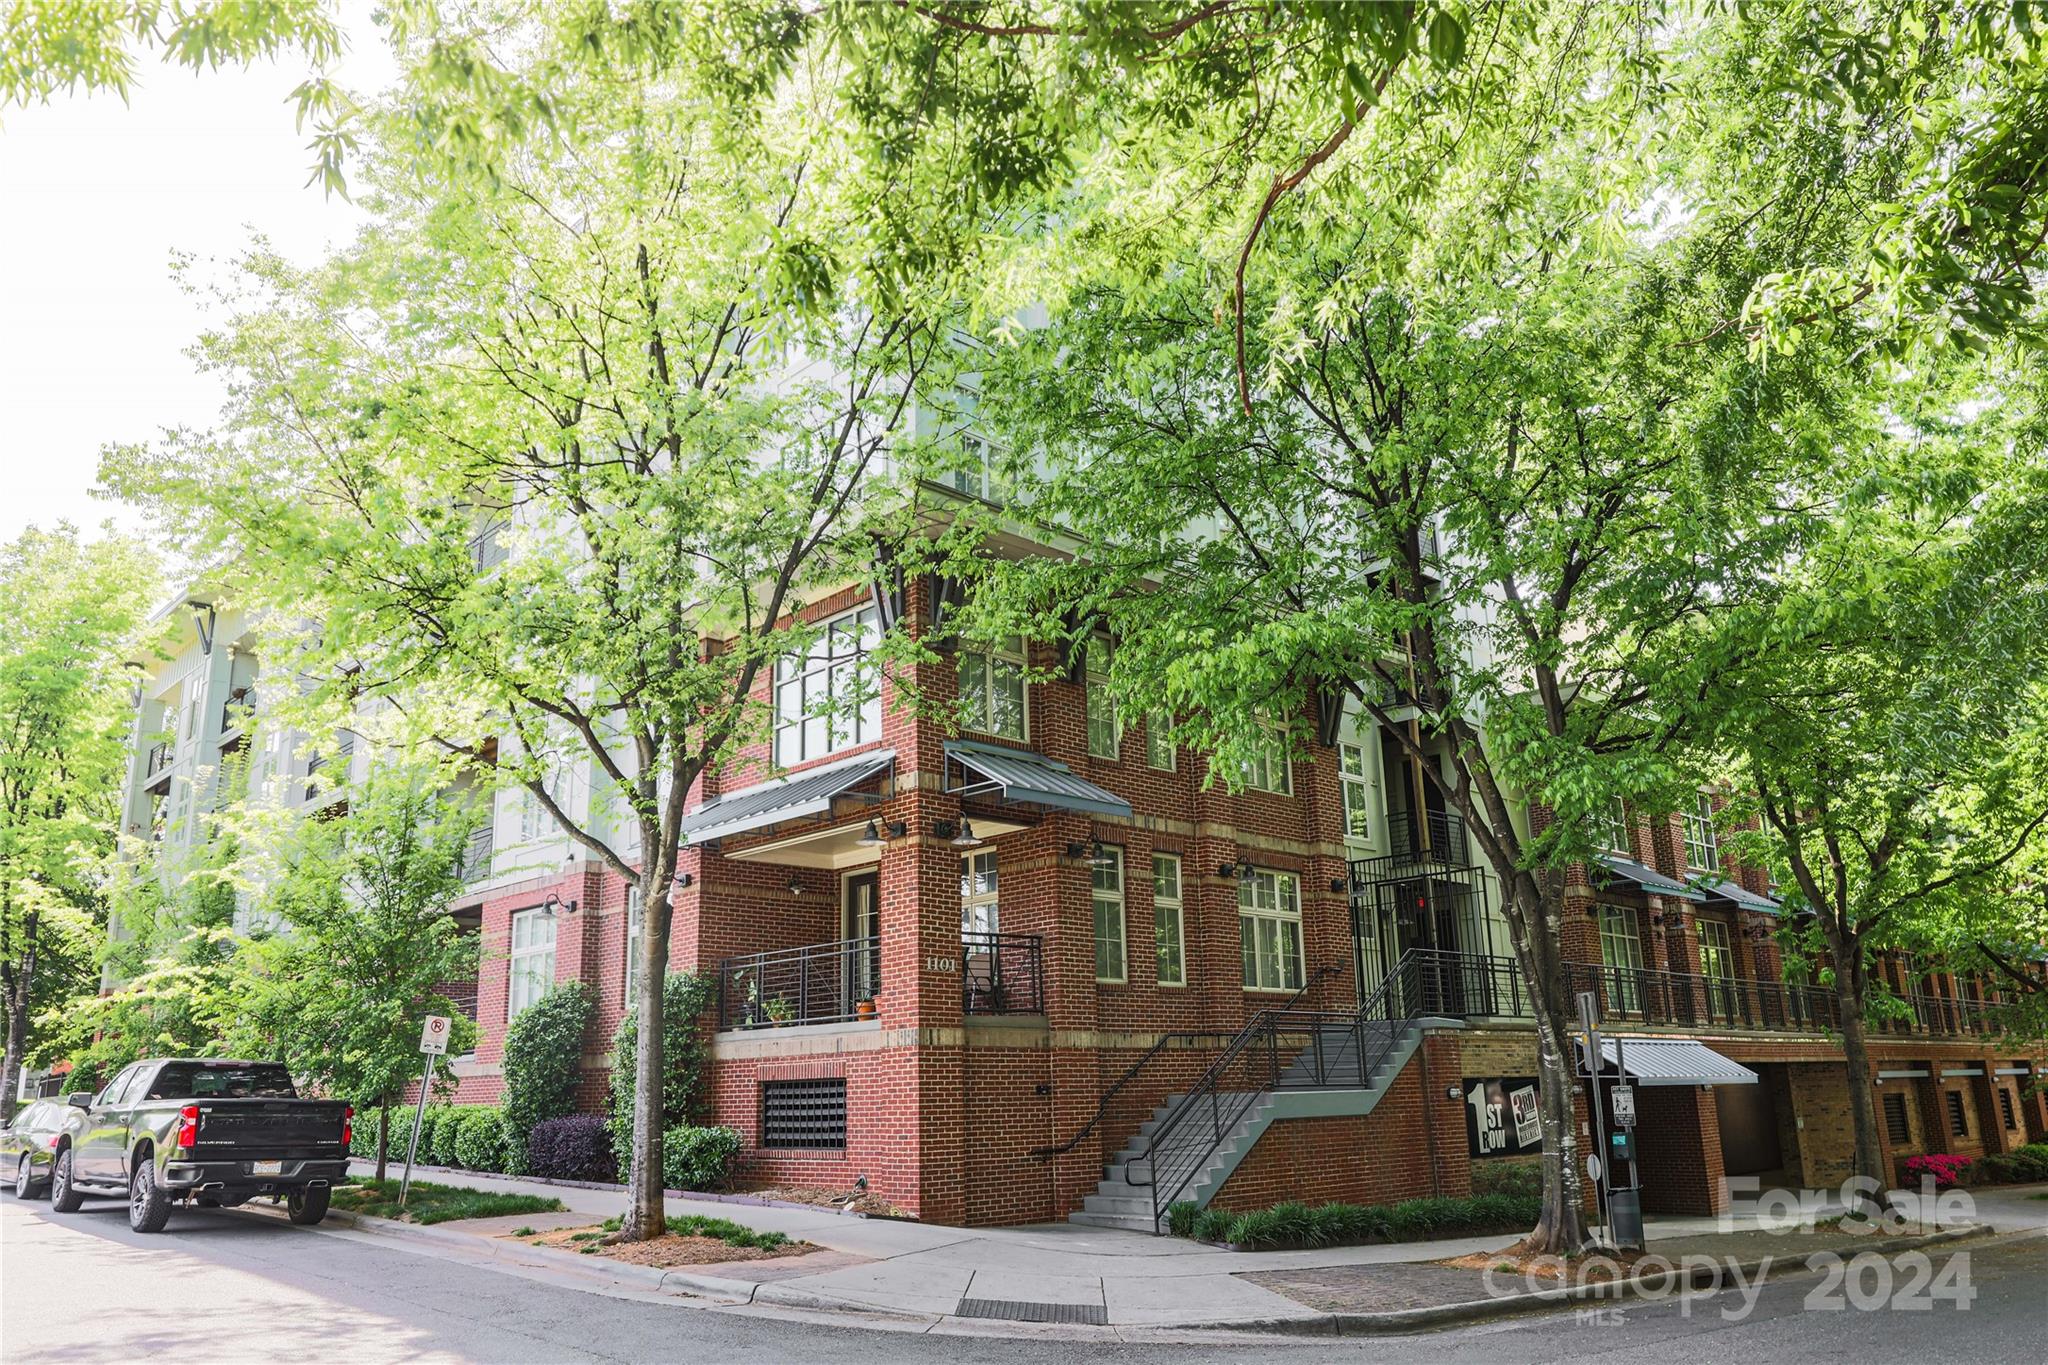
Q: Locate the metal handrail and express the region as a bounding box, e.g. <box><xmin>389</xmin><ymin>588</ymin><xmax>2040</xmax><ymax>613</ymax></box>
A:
<box><xmin>962</xmin><ymin>931</ymin><xmax>1044</xmax><ymax>1015</ymax></box>
<box><xmin>1028</xmin><ymin>1030</ymin><xmax>1239</xmax><ymax>1162</ymax></box>
<box><xmin>1131</xmin><ymin>951</ymin><xmax>1422</xmax><ymax>1231</ymax></box>
<box><xmin>716</xmin><ymin>935</ymin><xmax>882</xmax><ymax>1029</ymax></box>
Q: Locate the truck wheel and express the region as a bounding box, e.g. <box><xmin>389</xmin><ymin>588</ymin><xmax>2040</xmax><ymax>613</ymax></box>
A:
<box><xmin>49</xmin><ymin>1148</ymin><xmax>83</xmax><ymax>1213</ymax></box>
<box><xmin>286</xmin><ymin>1185</ymin><xmax>331</xmax><ymax>1226</ymax></box>
<box><xmin>128</xmin><ymin>1160</ymin><xmax>172</xmax><ymax>1233</ymax></box>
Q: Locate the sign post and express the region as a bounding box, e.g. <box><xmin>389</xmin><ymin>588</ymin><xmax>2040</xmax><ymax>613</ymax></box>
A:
<box><xmin>399</xmin><ymin>1015</ymin><xmax>451</xmax><ymax>1210</ymax></box>
<box><xmin>1606</xmin><ymin>1035</ymin><xmax>1644</xmax><ymax>1249</ymax></box>
<box><xmin>1575</xmin><ymin>989</ymin><xmax>1611</xmax><ymax>1240</ymax></box>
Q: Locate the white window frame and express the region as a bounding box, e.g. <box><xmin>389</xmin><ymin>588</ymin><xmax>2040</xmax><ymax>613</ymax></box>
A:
<box><xmin>1682</xmin><ymin>794</ymin><xmax>1720</xmax><ymax>871</ymax></box>
<box><xmin>1092</xmin><ymin>846</ymin><xmax>1127</xmax><ymax>983</ymax></box>
<box><xmin>944</xmin><ymin>382</ymin><xmax>1006</xmax><ymax>503</ymax></box>
<box><xmin>1338</xmin><ymin>742</ymin><xmax>1375</xmax><ymax>845</ymax></box>
<box><xmin>1084</xmin><ymin>639</ymin><xmax>1119</xmax><ymax>760</ymax></box>
<box><xmin>508</xmin><ymin>907</ymin><xmax>558</xmax><ymax>1024</ymax></box>
<box><xmin>1593</xmin><ymin>797</ymin><xmax>1632</xmax><ymax>856</ymax></box>
<box><xmin>773</xmin><ymin>605</ymin><xmax>883</xmax><ymax>767</ymax></box>
<box><xmin>1240</xmin><ymin>728</ymin><xmax>1293</xmax><ymax>795</ymax></box>
<box><xmin>1152</xmin><ymin>853</ymin><xmax>1185</xmax><ymax>987</ymax></box>
<box><xmin>960</xmin><ymin>850</ymin><xmax>999</xmax><ymax>937</ymax></box>
<box><xmin>1239</xmin><ymin>868</ymin><xmax>1305</xmax><ymax>992</ymax></box>
<box><xmin>957</xmin><ymin>637</ymin><xmax>1028</xmax><ymax>741</ymax></box>
<box><xmin>1597</xmin><ymin>906</ymin><xmax>1646</xmax><ymax>1013</ymax></box>
<box><xmin>1145</xmin><ymin>712</ymin><xmax>1176</xmax><ymax>771</ymax></box>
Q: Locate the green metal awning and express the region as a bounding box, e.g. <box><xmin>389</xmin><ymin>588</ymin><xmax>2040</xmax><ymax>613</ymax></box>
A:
<box><xmin>1701</xmin><ymin>878</ymin><xmax>1781</xmax><ymax>915</ymax></box>
<box><xmin>679</xmin><ymin>750</ymin><xmax>894</xmax><ymax>844</ymax></box>
<box><xmin>1582</xmin><ymin>1037</ymin><xmax>1758</xmax><ymax>1087</ymax></box>
<box><xmin>1594</xmin><ymin>854</ymin><xmax>1706</xmax><ymax>903</ymax></box>
<box><xmin>945</xmin><ymin>740</ymin><xmax>1133</xmax><ymax>819</ymax></box>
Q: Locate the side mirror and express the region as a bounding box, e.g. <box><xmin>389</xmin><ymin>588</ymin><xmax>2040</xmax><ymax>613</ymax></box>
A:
<box><xmin>66</xmin><ymin>1091</ymin><xmax>93</xmax><ymax>1109</ymax></box>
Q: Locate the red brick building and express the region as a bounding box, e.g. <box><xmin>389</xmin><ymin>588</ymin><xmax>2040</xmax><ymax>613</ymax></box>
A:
<box><xmin>434</xmin><ymin>572</ymin><xmax>2048</xmax><ymax>1228</ymax></box>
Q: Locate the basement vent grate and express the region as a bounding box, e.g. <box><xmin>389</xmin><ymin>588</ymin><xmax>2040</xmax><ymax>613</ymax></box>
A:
<box><xmin>956</xmin><ymin>1298</ymin><xmax>1109</xmax><ymax>1326</ymax></box>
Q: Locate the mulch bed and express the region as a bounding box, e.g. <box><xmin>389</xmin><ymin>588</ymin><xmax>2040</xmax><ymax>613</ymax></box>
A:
<box><xmin>736</xmin><ymin>1184</ymin><xmax>908</xmax><ymax>1218</ymax></box>
<box><xmin>516</xmin><ymin>1225</ymin><xmax>819</xmax><ymax>1268</ymax></box>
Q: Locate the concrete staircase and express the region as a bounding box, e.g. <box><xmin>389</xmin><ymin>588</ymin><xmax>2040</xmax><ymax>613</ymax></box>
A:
<box><xmin>1066</xmin><ymin>1019</ymin><xmax>1421</xmax><ymax>1233</ymax></box>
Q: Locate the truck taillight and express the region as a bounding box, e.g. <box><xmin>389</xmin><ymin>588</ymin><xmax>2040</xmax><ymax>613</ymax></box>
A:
<box><xmin>46</xmin><ymin>1134</ymin><xmax>61</xmax><ymax>1150</ymax></box>
<box><xmin>177</xmin><ymin>1104</ymin><xmax>199</xmax><ymax>1149</ymax></box>
<box><xmin>342</xmin><ymin>1105</ymin><xmax>353</xmax><ymax>1148</ymax></box>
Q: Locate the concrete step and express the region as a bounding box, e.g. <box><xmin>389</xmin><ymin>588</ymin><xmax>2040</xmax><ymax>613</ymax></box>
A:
<box><xmin>1082</xmin><ymin>1191</ymin><xmax>1154</xmax><ymax>1215</ymax></box>
<box><xmin>1068</xmin><ymin>1209</ymin><xmax>1160</xmax><ymax>1232</ymax></box>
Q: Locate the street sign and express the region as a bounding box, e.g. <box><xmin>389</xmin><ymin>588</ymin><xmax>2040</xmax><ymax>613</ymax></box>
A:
<box><xmin>1611</xmin><ymin>1083</ymin><xmax>1636</xmax><ymax>1127</ymax></box>
<box><xmin>419</xmin><ymin>1014</ymin><xmax>452</xmax><ymax>1055</ymax></box>
<box><xmin>1586</xmin><ymin>1153</ymin><xmax>1603</xmax><ymax>1182</ymax></box>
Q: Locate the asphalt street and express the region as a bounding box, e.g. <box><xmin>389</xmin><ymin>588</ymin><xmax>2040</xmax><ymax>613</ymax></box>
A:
<box><xmin>2</xmin><ymin>1191</ymin><xmax>2042</xmax><ymax>1364</ymax></box>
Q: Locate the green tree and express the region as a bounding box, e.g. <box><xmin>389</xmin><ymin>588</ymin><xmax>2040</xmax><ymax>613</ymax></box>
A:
<box><xmin>1713</xmin><ymin>422</ymin><xmax>2048</xmax><ymax>1193</ymax></box>
<box><xmin>102</xmin><ymin>46</ymin><xmax>946</xmax><ymax>1239</ymax></box>
<box><xmin>228</xmin><ymin>767</ymin><xmax>482</xmax><ymax>1181</ymax></box>
<box><xmin>0</xmin><ymin>525</ymin><xmax>155</xmax><ymax>1103</ymax></box>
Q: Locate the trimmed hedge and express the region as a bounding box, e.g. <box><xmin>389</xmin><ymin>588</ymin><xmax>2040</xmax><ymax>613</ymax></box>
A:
<box><xmin>1169</xmin><ymin>1194</ymin><xmax>1543</xmax><ymax>1249</ymax></box>
<box><xmin>502</xmin><ymin>982</ymin><xmax>593</xmax><ymax>1174</ymax></box>
<box><xmin>526</xmin><ymin>1114</ymin><xmax>615</xmax><ymax>1182</ymax></box>
<box><xmin>453</xmin><ymin>1106</ymin><xmax>511</xmax><ymax>1174</ymax></box>
<box><xmin>660</xmin><ymin>1125</ymin><xmax>742</xmax><ymax>1192</ymax></box>
<box><xmin>1974</xmin><ymin>1143</ymin><xmax>2048</xmax><ymax>1185</ymax></box>
<box><xmin>606</xmin><ymin>971</ymin><xmax>713</xmax><ymax>1176</ymax></box>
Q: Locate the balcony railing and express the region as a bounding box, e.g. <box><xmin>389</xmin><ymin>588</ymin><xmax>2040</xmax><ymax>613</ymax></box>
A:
<box><xmin>963</xmin><ymin>931</ymin><xmax>1044</xmax><ymax>1016</ymax></box>
<box><xmin>219</xmin><ymin>686</ymin><xmax>254</xmax><ymax>735</ymax></box>
<box><xmin>143</xmin><ymin>742</ymin><xmax>174</xmax><ymax>783</ymax></box>
<box><xmin>457</xmin><ymin>823</ymin><xmax>494</xmax><ymax>883</ymax></box>
<box><xmin>1385</xmin><ymin>809</ymin><xmax>1469</xmax><ymax>864</ymax></box>
<box><xmin>717</xmin><ymin>936</ymin><xmax>881</xmax><ymax>1029</ymax></box>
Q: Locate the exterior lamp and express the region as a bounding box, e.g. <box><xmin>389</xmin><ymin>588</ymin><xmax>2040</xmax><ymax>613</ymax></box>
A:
<box><xmin>787</xmin><ymin>875</ymin><xmax>805</xmax><ymax>897</ymax></box>
<box><xmin>939</xmin><ymin>819</ymin><xmax>983</xmax><ymax>849</ymax></box>
<box><xmin>857</xmin><ymin>821</ymin><xmax>885</xmax><ymax>847</ymax></box>
<box><xmin>1085</xmin><ymin>841</ymin><xmax>1116</xmax><ymax>869</ymax></box>
<box><xmin>539</xmin><ymin>893</ymin><xmax>579</xmax><ymax>919</ymax></box>
<box><xmin>1330</xmin><ymin>877</ymin><xmax>1351</xmax><ymax>895</ymax></box>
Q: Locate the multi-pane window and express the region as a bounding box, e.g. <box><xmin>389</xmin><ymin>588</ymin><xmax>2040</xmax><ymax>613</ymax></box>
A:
<box><xmin>1681</xmin><ymin>794</ymin><xmax>1720</xmax><ymax>871</ymax></box>
<box><xmin>1593</xmin><ymin>798</ymin><xmax>1632</xmax><ymax>855</ymax></box>
<box><xmin>958</xmin><ymin>638</ymin><xmax>1027</xmax><ymax>740</ymax></box>
<box><xmin>517</xmin><ymin>786</ymin><xmax>549</xmax><ymax>843</ymax></box>
<box><xmin>945</xmin><ymin>384</ymin><xmax>1006</xmax><ymax>503</ymax></box>
<box><xmin>773</xmin><ymin>606</ymin><xmax>882</xmax><ymax>767</ymax></box>
<box><xmin>1240</xmin><ymin>729</ymin><xmax>1293</xmax><ymax>795</ymax></box>
<box><xmin>508</xmin><ymin>908</ymin><xmax>557</xmax><ymax>1023</ymax></box>
<box><xmin>1697</xmin><ymin>918</ymin><xmax>1736</xmax><ymax>1017</ymax></box>
<box><xmin>960</xmin><ymin>850</ymin><xmax>999</xmax><ymax>936</ymax></box>
<box><xmin>1339</xmin><ymin>743</ymin><xmax>1375</xmax><ymax>844</ymax></box>
<box><xmin>1152</xmin><ymin>854</ymin><xmax>1184</xmax><ymax>987</ymax></box>
<box><xmin>1085</xmin><ymin>640</ymin><xmax>1119</xmax><ymax>759</ymax></box>
<box><xmin>1239</xmin><ymin>869</ymin><xmax>1304</xmax><ymax>992</ymax></box>
<box><xmin>623</xmin><ymin>887</ymin><xmax>645</xmax><ymax>1003</ymax></box>
<box><xmin>1597</xmin><ymin>906</ymin><xmax>1646</xmax><ymax>1014</ymax></box>
<box><xmin>1092</xmin><ymin>847</ymin><xmax>1126</xmax><ymax>983</ymax></box>
<box><xmin>1145</xmin><ymin>713</ymin><xmax>1176</xmax><ymax>771</ymax></box>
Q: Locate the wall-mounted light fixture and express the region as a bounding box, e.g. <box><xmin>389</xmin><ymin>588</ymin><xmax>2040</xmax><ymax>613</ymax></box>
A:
<box><xmin>1064</xmin><ymin>840</ymin><xmax>1115</xmax><ymax>868</ymax></box>
<box><xmin>1217</xmin><ymin>860</ymin><xmax>1254</xmax><ymax>880</ymax></box>
<box><xmin>1330</xmin><ymin>877</ymin><xmax>1351</xmax><ymax>895</ymax></box>
<box><xmin>787</xmin><ymin>875</ymin><xmax>805</xmax><ymax>898</ymax></box>
<box><xmin>673</xmin><ymin>873</ymin><xmax>693</xmax><ymax>890</ymax></box>
<box><xmin>934</xmin><ymin>819</ymin><xmax>984</xmax><ymax>848</ymax></box>
<box><xmin>1445</xmin><ymin>1085</ymin><xmax>1462</xmax><ymax>1101</ymax></box>
<box><xmin>539</xmin><ymin>892</ymin><xmax>579</xmax><ymax>919</ymax></box>
<box><xmin>856</xmin><ymin>820</ymin><xmax>907</xmax><ymax>848</ymax></box>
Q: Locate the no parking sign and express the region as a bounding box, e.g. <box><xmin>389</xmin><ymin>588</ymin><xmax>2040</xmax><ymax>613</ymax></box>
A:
<box><xmin>419</xmin><ymin>1014</ymin><xmax>451</xmax><ymax>1055</ymax></box>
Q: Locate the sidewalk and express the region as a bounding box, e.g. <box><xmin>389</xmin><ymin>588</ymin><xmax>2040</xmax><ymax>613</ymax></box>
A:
<box><xmin>333</xmin><ymin>1162</ymin><xmax>2034</xmax><ymax>1336</ymax></box>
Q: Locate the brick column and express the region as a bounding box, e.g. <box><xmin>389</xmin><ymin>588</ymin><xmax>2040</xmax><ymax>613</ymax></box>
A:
<box><xmin>1634</xmin><ymin>1084</ymin><xmax>1727</xmax><ymax>1215</ymax></box>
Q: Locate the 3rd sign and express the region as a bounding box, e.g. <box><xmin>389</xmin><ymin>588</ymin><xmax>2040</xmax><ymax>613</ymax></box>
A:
<box><xmin>419</xmin><ymin>1014</ymin><xmax>452</xmax><ymax>1056</ymax></box>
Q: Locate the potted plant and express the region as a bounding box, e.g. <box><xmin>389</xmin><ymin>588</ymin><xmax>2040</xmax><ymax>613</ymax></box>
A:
<box><xmin>855</xmin><ymin>998</ymin><xmax>877</xmax><ymax>1020</ymax></box>
<box><xmin>766</xmin><ymin>996</ymin><xmax>795</xmax><ymax>1027</ymax></box>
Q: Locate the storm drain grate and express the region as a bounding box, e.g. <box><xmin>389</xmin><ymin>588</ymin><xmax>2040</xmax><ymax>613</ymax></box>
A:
<box><xmin>956</xmin><ymin>1298</ymin><xmax>1108</xmax><ymax>1326</ymax></box>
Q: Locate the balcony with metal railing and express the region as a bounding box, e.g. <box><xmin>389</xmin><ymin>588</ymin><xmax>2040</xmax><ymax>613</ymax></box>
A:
<box><xmin>713</xmin><ymin>929</ymin><xmax>1044</xmax><ymax>1029</ymax></box>
<box><xmin>457</xmin><ymin>822</ymin><xmax>494</xmax><ymax>883</ymax></box>
<box><xmin>142</xmin><ymin>741</ymin><xmax>175</xmax><ymax>789</ymax></box>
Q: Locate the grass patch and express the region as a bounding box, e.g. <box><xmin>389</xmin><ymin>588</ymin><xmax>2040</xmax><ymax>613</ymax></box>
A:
<box><xmin>1168</xmin><ymin>1193</ymin><xmax>1542</xmax><ymax>1250</ymax></box>
<box><xmin>2029</xmin><ymin>1192</ymin><xmax>2048</xmax><ymax>1201</ymax></box>
<box><xmin>330</xmin><ymin>1178</ymin><xmax>564</xmax><ymax>1226</ymax></box>
<box><xmin>511</xmin><ymin>1226</ymin><xmax>536</xmax><ymax>1237</ymax></box>
<box><xmin>591</xmin><ymin>1211</ymin><xmax>786</xmax><ymax>1249</ymax></box>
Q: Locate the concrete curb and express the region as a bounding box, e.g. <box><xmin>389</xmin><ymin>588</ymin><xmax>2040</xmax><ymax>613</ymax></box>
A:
<box><xmin>1184</xmin><ymin>1223</ymin><xmax>1994</xmax><ymax>1336</ymax></box>
<box><xmin>344</xmin><ymin>1159</ymin><xmax>874</xmax><ymax>1219</ymax></box>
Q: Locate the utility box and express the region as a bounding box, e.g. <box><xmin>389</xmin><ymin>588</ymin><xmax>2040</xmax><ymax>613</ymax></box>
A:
<box><xmin>1608</xmin><ymin>1187</ymin><xmax>1644</xmax><ymax>1251</ymax></box>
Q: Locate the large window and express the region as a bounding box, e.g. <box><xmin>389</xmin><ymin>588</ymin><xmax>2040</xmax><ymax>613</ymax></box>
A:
<box><xmin>1152</xmin><ymin>854</ymin><xmax>1185</xmax><ymax>987</ymax></box>
<box><xmin>1593</xmin><ymin>798</ymin><xmax>1632</xmax><ymax>856</ymax></box>
<box><xmin>1339</xmin><ymin>742</ymin><xmax>1375</xmax><ymax>844</ymax></box>
<box><xmin>1597</xmin><ymin>906</ymin><xmax>1646</xmax><ymax>1014</ymax></box>
<box><xmin>1146</xmin><ymin>713</ymin><xmax>1176</xmax><ymax>771</ymax></box>
<box><xmin>1239</xmin><ymin>729</ymin><xmax>1293</xmax><ymax>795</ymax></box>
<box><xmin>1092</xmin><ymin>846</ymin><xmax>1126</xmax><ymax>983</ymax></box>
<box><xmin>960</xmin><ymin>850</ymin><xmax>999</xmax><ymax>936</ymax></box>
<box><xmin>1239</xmin><ymin>869</ymin><xmax>1304</xmax><ymax>992</ymax></box>
<box><xmin>774</xmin><ymin>606</ymin><xmax>882</xmax><ymax>766</ymax></box>
<box><xmin>1681</xmin><ymin>794</ymin><xmax>1720</xmax><ymax>871</ymax></box>
<box><xmin>1085</xmin><ymin>639</ymin><xmax>1119</xmax><ymax>759</ymax></box>
<box><xmin>1697</xmin><ymin>918</ymin><xmax>1737</xmax><ymax>1017</ymax></box>
<box><xmin>944</xmin><ymin>383</ymin><xmax>1006</xmax><ymax>503</ymax></box>
<box><xmin>508</xmin><ymin>907</ymin><xmax>557</xmax><ymax>1023</ymax></box>
<box><xmin>958</xmin><ymin>638</ymin><xmax>1027</xmax><ymax>740</ymax></box>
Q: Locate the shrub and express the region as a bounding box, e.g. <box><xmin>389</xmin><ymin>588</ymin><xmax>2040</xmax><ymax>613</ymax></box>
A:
<box><xmin>526</xmin><ymin>1114</ymin><xmax>616</xmax><ymax>1182</ymax></box>
<box><xmin>501</xmin><ymin>982</ymin><xmax>593</xmax><ymax>1173</ymax></box>
<box><xmin>1165</xmin><ymin>1201</ymin><xmax>1200</xmax><ymax>1238</ymax></box>
<box><xmin>659</xmin><ymin>1125</ymin><xmax>742</xmax><ymax>1191</ymax></box>
<box><xmin>452</xmin><ymin>1106</ymin><xmax>510</xmax><ymax>1174</ymax></box>
<box><xmin>1181</xmin><ymin>1193</ymin><xmax>1541</xmax><ymax>1249</ymax></box>
<box><xmin>385</xmin><ymin>1106</ymin><xmax>415</xmax><ymax>1166</ymax></box>
<box><xmin>1470</xmin><ymin>1158</ymin><xmax>1544</xmax><ymax>1200</ymax></box>
<box><xmin>606</xmin><ymin>972</ymin><xmax>713</xmax><ymax>1174</ymax></box>
<box><xmin>1902</xmin><ymin>1153</ymin><xmax>1972</xmax><ymax>1190</ymax></box>
<box><xmin>349</xmin><ymin>1106</ymin><xmax>382</xmax><ymax>1159</ymax></box>
<box><xmin>1972</xmin><ymin>1147</ymin><xmax>2048</xmax><ymax>1184</ymax></box>
<box><xmin>1191</xmin><ymin>1207</ymin><xmax>1236</xmax><ymax>1243</ymax></box>
<box><xmin>437</xmin><ymin>1106</ymin><xmax>474</xmax><ymax>1167</ymax></box>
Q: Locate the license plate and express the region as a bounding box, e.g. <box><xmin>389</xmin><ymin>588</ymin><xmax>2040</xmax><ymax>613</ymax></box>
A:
<box><xmin>250</xmin><ymin>1160</ymin><xmax>283</xmax><ymax>1176</ymax></box>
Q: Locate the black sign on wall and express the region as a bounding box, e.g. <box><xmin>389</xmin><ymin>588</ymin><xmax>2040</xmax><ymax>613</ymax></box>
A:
<box><xmin>1463</xmin><ymin>1075</ymin><xmax>1544</xmax><ymax>1158</ymax></box>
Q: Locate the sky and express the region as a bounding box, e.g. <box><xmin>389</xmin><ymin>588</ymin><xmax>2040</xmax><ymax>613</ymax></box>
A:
<box><xmin>0</xmin><ymin>11</ymin><xmax>393</xmax><ymax>545</ymax></box>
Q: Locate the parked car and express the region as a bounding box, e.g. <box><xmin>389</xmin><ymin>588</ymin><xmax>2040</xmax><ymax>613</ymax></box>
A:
<box><xmin>50</xmin><ymin>1058</ymin><xmax>351</xmax><ymax>1233</ymax></box>
<box><xmin>2</xmin><ymin>1098</ymin><xmax>81</xmax><ymax>1199</ymax></box>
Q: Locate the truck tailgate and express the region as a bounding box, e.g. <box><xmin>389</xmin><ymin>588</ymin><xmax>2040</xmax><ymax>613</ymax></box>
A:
<box><xmin>190</xmin><ymin>1100</ymin><xmax>348</xmax><ymax>1156</ymax></box>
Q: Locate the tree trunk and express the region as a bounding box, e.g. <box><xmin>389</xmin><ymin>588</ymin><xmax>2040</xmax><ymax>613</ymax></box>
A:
<box><xmin>0</xmin><ymin>987</ymin><xmax>28</xmax><ymax>1114</ymax></box>
<box><xmin>1836</xmin><ymin>971</ymin><xmax>1887</xmax><ymax>1209</ymax></box>
<box><xmin>375</xmin><ymin>1100</ymin><xmax>391</xmax><ymax>1184</ymax></box>
<box><xmin>1503</xmin><ymin>879</ymin><xmax>1591</xmax><ymax>1254</ymax></box>
<box><xmin>621</xmin><ymin>870</ymin><xmax>673</xmax><ymax>1241</ymax></box>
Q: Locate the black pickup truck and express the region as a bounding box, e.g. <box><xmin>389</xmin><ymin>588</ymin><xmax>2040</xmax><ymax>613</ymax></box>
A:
<box><xmin>50</xmin><ymin>1058</ymin><xmax>350</xmax><ymax>1233</ymax></box>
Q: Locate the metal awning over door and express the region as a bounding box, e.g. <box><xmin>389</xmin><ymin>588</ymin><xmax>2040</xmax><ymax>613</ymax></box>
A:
<box><xmin>678</xmin><ymin>750</ymin><xmax>894</xmax><ymax>844</ymax></box>
<box><xmin>944</xmin><ymin>741</ymin><xmax>1132</xmax><ymax>819</ymax></box>
<box><xmin>1580</xmin><ymin>1037</ymin><xmax>1758</xmax><ymax>1086</ymax></box>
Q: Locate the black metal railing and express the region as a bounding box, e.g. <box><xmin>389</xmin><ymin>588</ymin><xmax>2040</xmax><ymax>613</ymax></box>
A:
<box><xmin>219</xmin><ymin>686</ymin><xmax>253</xmax><ymax>735</ymax></box>
<box><xmin>717</xmin><ymin>935</ymin><xmax>882</xmax><ymax>1029</ymax></box>
<box><xmin>457</xmin><ymin>823</ymin><xmax>494</xmax><ymax>883</ymax></box>
<box><xmin>1563</xmin><ymin>959</ymin><xmax>1842</xmax><ymax>1032</ymax></box>
<box><xmin>1030</xmin><ymin>1030</ymin><xmax>1240</xmax><ymax>1162</ymax></box>
<box><xmin>1385</xmin><ymin>809</ymin><xmax>1468</xmax><ymax>863</ymax></box>
<box><xmin>1378</xmin><ymin>949</ymin><xmax>1533</xmax><ymax>1019</ymax></box>
<box><xmin>143</xmin><ymin>741</ymin><xmax>173</xmax><ymax>782</ymax></box>
<box><xmin>1132</xmin><ymin>951</ymin><xmax>1423</xmax><ymax>1231</ymax></box>
<box><xmin>962</xmin><ymin>931</ymin><xmax>1044</xmax><ymax>1016</ymax></box>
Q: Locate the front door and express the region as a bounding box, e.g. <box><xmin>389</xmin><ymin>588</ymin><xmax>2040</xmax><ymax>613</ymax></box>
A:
<box><xmin>842</xmin><ymin>871</ymin><xmax>880</xmax><ymax>1009</ymax></box>
<box><xmin>1392</xmin><ymin>881</ymin><xmax>1469</xmax><ymax>1016</ymax></box>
